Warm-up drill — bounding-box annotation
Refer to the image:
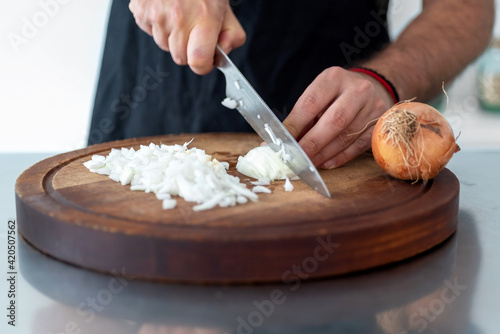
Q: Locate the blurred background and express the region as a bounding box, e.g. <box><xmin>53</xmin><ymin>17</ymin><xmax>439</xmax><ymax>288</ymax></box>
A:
<box><xmin>1</xmin><ymin>0</ymin><xmax>500</xmax><ymax>153</ymax></box>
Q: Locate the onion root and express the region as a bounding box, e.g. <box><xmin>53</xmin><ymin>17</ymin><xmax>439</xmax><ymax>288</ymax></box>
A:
<box><xmin>371</xmin><ymin>101</ymin><xmax>460</xmax><ymax>182</ymax></box>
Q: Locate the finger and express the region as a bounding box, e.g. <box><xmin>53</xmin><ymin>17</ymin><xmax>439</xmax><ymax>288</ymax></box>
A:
<box><xmin>135</xmin><ymin>19</ymin><xmax>154</xmax><ymax>36</ymax></box>
<box><xmin>168</xmin><ymin>29</ymin><xmax>189</xmax><ymax>65</ymax></box>
<box><xmin>282</xmin><ymin>68</ymin><xmax>343</xmax><ymax>140</ymax></box>
<box><xmin>151</xmin><ymin>23</ymin><xmax>170</xmax><ymax>52</ymax></box>
<box><xmin>187</xmin><ymin>21</ymin><xmax>221</xmax><ymax>75</ymax></box>
<box><xmin>319</xmin><ymin>130</ymin><xmax>373</xmax><ymax>169</ymax></box>
<box><xmin>310</xmin><ymin>103</ymin><xmax>378</xmax><ymax>166</ymax></box>
<box><xmin>128</xmin><ymin>0</ymin><xmax>138</xmax><ymax>16</ymax></box>
<box><xmin>218</xmin><ymin>8</ymin><xmax>246</xmax><ymax>54</ymax></box>
<box><xmin>297</xmin><ymin>86</ymin><xmax>365</xmax><ymax>160</ymax></box>
<box><xmin>129</xmin><ymin>1</ymin><xmax>153</xmax><ymax>36</ymax></box>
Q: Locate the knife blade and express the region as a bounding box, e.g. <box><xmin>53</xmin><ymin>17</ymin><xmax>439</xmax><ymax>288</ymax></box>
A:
<box><xmin>214</xmin><ymin>45</ymin><xmax>331</xmax><ymax>198</ymax></box>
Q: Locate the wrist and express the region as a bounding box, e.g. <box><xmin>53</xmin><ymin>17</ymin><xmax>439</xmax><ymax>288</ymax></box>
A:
<box><xmin>349</xmin><ymin>67</ymin><xmax>399</xmax><ymax>105</ymax></box>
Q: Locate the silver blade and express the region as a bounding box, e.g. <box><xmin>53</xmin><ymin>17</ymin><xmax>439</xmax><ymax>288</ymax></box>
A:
<box><xmin>214</xmin><ymin>45</ymin><xmax>330</xmax><ymax>198</ymax></box>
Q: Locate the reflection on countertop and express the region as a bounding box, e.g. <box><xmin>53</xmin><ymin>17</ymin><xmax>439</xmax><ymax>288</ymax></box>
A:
<box><xmin>20</xmin><ymin>209</ymin><xmax>480</xmax><ymax>334</ymax></box>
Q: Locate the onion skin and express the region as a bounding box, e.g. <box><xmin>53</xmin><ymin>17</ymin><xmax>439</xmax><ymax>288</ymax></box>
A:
<box><xmin>371</xmin><ymin>102</ymin><xmax>460</xmax><ymax>182</ymax></box>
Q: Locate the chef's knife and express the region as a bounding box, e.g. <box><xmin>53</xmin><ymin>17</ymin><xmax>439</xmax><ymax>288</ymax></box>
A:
<box><xmin>214</xmin><ymin>45</ymin><xmax>331</xmax><ymax>198</ymax></box>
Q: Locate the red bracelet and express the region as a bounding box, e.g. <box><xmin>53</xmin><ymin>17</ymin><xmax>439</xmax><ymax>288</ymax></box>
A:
<box><xmin>349</xmin><ymin>67</ymin><xmax>399</xmax><ymax>104</ymax></box>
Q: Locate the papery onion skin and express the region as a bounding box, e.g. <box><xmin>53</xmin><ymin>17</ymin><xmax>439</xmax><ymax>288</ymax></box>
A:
<box><xmin>371</xmin><ymin>101</ymin><xmax>460</xmax><ymax>182</ymax></box>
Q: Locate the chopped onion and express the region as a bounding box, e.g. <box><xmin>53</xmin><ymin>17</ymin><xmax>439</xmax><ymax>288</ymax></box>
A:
<box><xmin>236</xmin><ymin>145</ymin><xmax>296</xmax><ymax>181</ymax></box>
<box><xmin>162</xmin><ymin>199</ymin><xmax>177</xmax><ymax>210</ymax></box>
<box><xmin>83</xmin><ymin>141</ymin><xmax>258</xmax><ymax>211</ymax></box>
<box><xmin>252</xmin><ymin>186</ymin><xmax>272</xmax><ymax>193</ymax></box>
<box><xmin>251</xmin><ymin>179</ymin><xmax>270</xmax><ymax>186</ymax></box>
<box><xmin>221</xmin><ymin>97</ymin><xmax>238</xmax><ymax>109</ymax></box>
<box><xmin>284</xmin><ymin>177</ymin><xmax>293</xmax><ymax>192</ymax></box>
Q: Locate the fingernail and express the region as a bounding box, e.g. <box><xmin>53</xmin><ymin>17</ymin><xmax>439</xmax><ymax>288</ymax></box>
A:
<box><xmin>322</xmin><ymin>159</ymin><xmax>337</xmax><ymax>169</ymax></box>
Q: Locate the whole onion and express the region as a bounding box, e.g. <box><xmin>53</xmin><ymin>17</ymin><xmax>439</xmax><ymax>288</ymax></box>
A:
<box><xmin>371</xmin><ymin>101</ymin><xmax>460</xmax><ymax>182</ymax></box>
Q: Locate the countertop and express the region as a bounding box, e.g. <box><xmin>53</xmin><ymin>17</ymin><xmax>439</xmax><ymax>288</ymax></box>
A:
<box><xmin>1</xmin><ymin>150</ymin><xmax>499</xmax><ymax>334</ymax></box>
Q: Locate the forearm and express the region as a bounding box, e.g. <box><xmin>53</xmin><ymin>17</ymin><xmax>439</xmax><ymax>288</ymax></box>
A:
<box><xmin>361</xmin><ymin>0</ymin><xmax>495</xmax><ymax>102</ymax></box>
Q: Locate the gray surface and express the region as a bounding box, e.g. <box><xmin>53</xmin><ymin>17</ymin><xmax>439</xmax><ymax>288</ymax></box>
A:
<box><xmin>0</xmin><ymin>150</ymin><xmax>499</xmax><ymax>334</ymax></box>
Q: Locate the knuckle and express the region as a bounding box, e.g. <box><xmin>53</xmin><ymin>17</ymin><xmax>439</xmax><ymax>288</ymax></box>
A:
<box><xmin>172</xmin><ymin>54</ymin><xmax>187</xmax><ymax>65</ymax></box>
<box><xmin>129</xmin><ymin>1</ymin><xmax>138</xmax><ymax>15</ymax></box>
<box><xmin>157</xmin><ymin>41</ymin><xmax>170</xmax><ymax>52</ymax></box>
<box><xmin>302</xmin><ymin>137</ymin><xmax>321</xmax><ymax>156</ymax></box>
<box><xmin>336</xmin><ymin>130</ymin><xmax>352</xmax><ymax>147</ymax></box>
<box><xmin>167</xmin><ymin>5</ymin><xmax>184</xmax><ymax>26</ymax></box>
<box><xmin>133</xmin><ymin>8</ymin><xmax>147</xmax><ymax>23</ymax></box>
<box><xmin>195</xmin><ymin>2</ymin><xmax>211</xmax><ymax>18</ymax></box>
<box><xmin>152</xmin><ymin>31</ymin><xmax>169</xmax><ymax>51</ymax></box>
<box><xmin>323</xmin><ymin>66</ymin><xmax>344</xmax><ymax>81</ymax></box>
<box><xmin>325</xmin><ymin>107</ymin><xmax>347</xmax><ymax>130</ymax></box>
<box><xmin>299</xmin><ymin>95</ymin><xmax>320</xmax><ymax>118</ymax></box>
<box><xmin>235</xmin><ymin>30</ymin><xmax>247</xmax><ymax>46</ymax></box>
<box><xmin>354</xmin><ymin>136</ymin><xmax>370</xmax><ymax>152</ymax></box>
<box><xmin>282</xmin><ymin>121</ymin><xmax>300</xmax><ymax>139</ymax></box>
<box><xmin>188</xmin><ymin>56</ymin><xmax>212</xmax><ymax>75</ymax></box>
<box><xmin>374</xmin><ymin>96</ymin><xmax>389</xmax><ymax>113</ymax></box>
<box><xmin>356</xmin><ymin>78</ymin><xmax>375</xmax><ymax>94</ymax></box>
<box><xmin>129</xmin><ymin>0</ymin><xmax>143</xmax><ymax>14</ymax></box>
<box><xmin>188</xmin><ymin>46</ymin><xmax>209</xmax><ymax>63</ymax></box>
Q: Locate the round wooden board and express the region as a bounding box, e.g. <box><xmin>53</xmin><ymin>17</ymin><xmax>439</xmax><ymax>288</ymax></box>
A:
<box><xmin>15</xmin><ymin>133</ymin><xmax>459</xmax><ymax>284</ymax></box>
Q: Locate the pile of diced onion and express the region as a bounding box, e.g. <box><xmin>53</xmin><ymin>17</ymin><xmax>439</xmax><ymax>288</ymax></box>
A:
<box><xmin>83</xmin><ymin>141</ymin><xmax>260</xmax><ymax>211</ymax></box>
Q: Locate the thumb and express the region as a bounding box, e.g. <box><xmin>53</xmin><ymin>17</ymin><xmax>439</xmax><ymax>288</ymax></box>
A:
<box><xmin>218</xmin><ymin>7</ymin><xmax>246</xmax><ymax>54</ymax></box>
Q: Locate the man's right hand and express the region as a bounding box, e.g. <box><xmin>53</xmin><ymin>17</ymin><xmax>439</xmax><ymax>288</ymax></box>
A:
<box><xmin>129</xmin><ymin>0</ymin><xmax>246</xmax><ymax>75</ymax></box>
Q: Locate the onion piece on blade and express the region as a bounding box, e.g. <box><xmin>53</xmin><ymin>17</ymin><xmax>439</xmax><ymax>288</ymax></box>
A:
<box><xmin>371</xmin><ymin>101</ymin><xmax>460</xmax><ymax>182</ymax></box>
<box><xmin>221</xmin><ymin>97</ymin><xmax>238</xmax><ymax>109</ymax></box>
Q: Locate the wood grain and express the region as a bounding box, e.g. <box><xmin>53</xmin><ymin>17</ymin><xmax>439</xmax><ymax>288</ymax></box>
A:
<box><xmin>15</xmin><ymin>133</ymin><xmax>460</xmax><ymax>283</ymax></box>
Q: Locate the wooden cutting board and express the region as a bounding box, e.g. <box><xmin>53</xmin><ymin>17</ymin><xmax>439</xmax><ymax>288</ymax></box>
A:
<box><xmin>15</xmin><ymin>133</ymin><xmax>459</xmax><ymax>284</ymax></box>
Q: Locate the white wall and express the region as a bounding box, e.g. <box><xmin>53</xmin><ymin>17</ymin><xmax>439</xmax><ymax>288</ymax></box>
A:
<box><xmin>0</xmin><ymin>0</ymin><xmax>112</xmax><ymax>153</ymax></box>
<box><xmin>1</xmin><ymin>0</ymin><xmax>500</xmax><ymax>153</ymax></box>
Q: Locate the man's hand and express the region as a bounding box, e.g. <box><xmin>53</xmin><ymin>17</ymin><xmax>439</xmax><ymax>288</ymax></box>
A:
<box><xmin>282</xmin><ymin>67</ymin><xmax>394</xmax><ymax>169</ymax></box>
<box><xmin>284</xmin><ymin>0</ymin><xmax>494</xmax><ymax>169</ymax></box>
<box><xmin>129</xmin><ymin>0</ymin><xmax>246</xmax><ymax>75</ymax></box>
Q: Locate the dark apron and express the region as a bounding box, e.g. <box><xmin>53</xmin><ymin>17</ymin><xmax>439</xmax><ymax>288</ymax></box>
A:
<box><xmin>88</xmin><ymin>0</ymin><xmax>389</xmax><ymax>145</ymax></box>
